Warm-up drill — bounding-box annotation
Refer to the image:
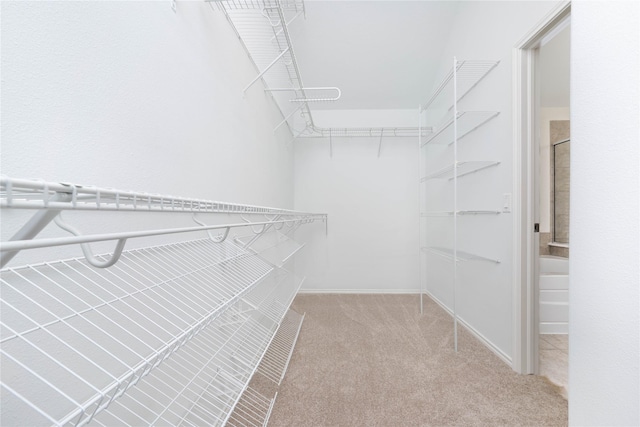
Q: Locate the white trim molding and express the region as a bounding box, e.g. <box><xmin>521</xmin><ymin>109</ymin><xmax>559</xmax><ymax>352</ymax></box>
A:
<box><xmin>511</xmin><ymin>1</ymin><xmax>571</xmax><ymax>375</ymax></box>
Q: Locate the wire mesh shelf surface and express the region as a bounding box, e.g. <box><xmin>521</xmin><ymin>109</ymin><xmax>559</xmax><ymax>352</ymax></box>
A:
<box><xmin>420</xmin><ymin>210</ymin><xmax>501</xmax><ymax>217</ymax></box>
<box><xmin>212</xmin><ymin>0</ymin><xmax>304</xmax><ymax>13</ymax></box>
<box><xmin>219</xmin><ymin>1</ymin><xmax>316</xmax><ymax>133</ymax></box>
<box><xmin>420</xmin><ymin>60</ymin><xmax>500</xmax><ymax>113</ymax></box>
<box><xmin>256</xmin><ymin>308</ymin><xmax>304</xmax><ymax>386</ymax></box>
<box><xmin>89</xmin><ymin>270</ymin><xmax>304</xmax><ymax>427</ymax></box>
<box><xmin>421</xmin><ymin>111</ymin><xmax>499</xmax><ymax>147</ymax></box>
<box><xmin>235</xmin><ymin>230</ymin><xmax>305</xmax><ymax>268</ymax></box>
<box><xmin>420</xmin><ymin>161</ymin><xmax>500</xmax><ymax>181</ymax></box>
<box><xmin>303</xmin><ymin>126</ymin><xmax>432</xmax><ymax>139</ymax></box>
<box><xmin>421</xmin><ymin>247</ymin><xmax>500</xmax><ymax>264</ymax></box>
<box><xmin>1</xmin><ymin>238</ymin><xmax>277</xmax><ymax>426</ymax></box>
<box><xmin>226</xmin><ymin>386</ymin><xmax>276</xmax><ymax>427</ymax></box>
<box><xmin>0</xmin><ymin>176</ymin><xmax>322</xmax><ymax>217</ymax></box>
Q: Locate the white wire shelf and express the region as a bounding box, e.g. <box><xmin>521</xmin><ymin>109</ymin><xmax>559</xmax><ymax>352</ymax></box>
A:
<box><xmin>420</xmin><ymin>161</ymin><xmax>500</xmax><ymax>182</ymax></box>
<box><xmin>1</xmin><ymin>176</ymin><xmax>320</xmax><ymax>426</ymax></box>
<box><xmin>226</xmin><ymin>386</ymin><xmax>277</xmax><ymax>427</ymax></box>
<box><xmin>420</xmin><ymin>60</ymin><xmax>500</xmax><ymax>113</ymax></box>
<box><xmin>90</xmin><ymin>270</ymin><xmax>305</xmax><ymax>427</ymax></box>
<box><xmin>210</xmin><ymin>0</ymin><xmax>304</xmax><ymax>13</ymax></box>
<box><xmin>217</xmin><ymin>1</ymin><xmax>320</xmax><ymax>134</ymax></box>
<box><xmin>421</xmin><ymin>210</ymin><xmax>501</xmax><ymax>217</ymax></box>
<box><xmin>256</xmin><ymin>308</ymin><xmax>304</xmax><ymax>386</ymax></box>
<box><xmin>235</xmin><ymin>230</ymin><xmax>305</xmax><ymax>268</ymax></box>
<box><xmin>421</xmin><ymin>246</ymin><xmax>500</xmax><ymax>264</ymax></box>
<box><xmin>420</xmin><ymin>111</ymin><xmax>499</xmax><ymax>146</ymax></box>
<box><xmin>265</xmin><ymin>87</ymin><xmax>341</xmax><ymax>103</ymax></box>
<box><xmin>300</xmin><ymin>126</ymin><xmax>432</xmax><ymax>139</ymax></box>
<box><xmin>0</xmin><ymin>176</ymin><xmax>322</xmax><ymax>217</ymax></box>
<box><xmin>0</xmin><ymin>238</ymin><xmax>280</xmax><ymax>426</ymax></box>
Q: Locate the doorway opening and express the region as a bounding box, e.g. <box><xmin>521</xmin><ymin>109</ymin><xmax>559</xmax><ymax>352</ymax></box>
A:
<box><xmin>512</xmin><ymin>1</ymin><xmax>571</xmax><ymax>380</ymax></box>
<box><xmin>536</xmin><ymin>16</ymin><xmax>570</xmax><ymax>397</ymax></box>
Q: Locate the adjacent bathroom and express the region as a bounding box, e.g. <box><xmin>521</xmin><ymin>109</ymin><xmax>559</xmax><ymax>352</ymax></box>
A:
<box><xmin>537</xmin><ymin>19</ymin><xmax>570</xmax><ymax>397</ymax></box>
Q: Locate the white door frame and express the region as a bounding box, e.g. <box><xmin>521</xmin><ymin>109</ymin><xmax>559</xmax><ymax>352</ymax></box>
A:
<box><xmin>511</xmin><ymin>1</ymin><xmax>571</xmax><ymax>375</ymax></box>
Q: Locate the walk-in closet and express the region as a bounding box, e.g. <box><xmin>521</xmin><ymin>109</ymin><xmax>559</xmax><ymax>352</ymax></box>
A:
<box><xmin>2</xmin><ymin>1</ymin><xmax>639</xmax><ymax>426</ymax></box>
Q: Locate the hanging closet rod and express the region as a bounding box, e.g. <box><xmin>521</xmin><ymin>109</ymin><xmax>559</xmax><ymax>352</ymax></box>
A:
<box><xmin>0</xmin><ymin>176</ymin><xmax>325</xmax><ymax>217</ymax></box>
<box><xmin>0</xmin><ymin>217</ymin><xmax>323</xmax><ymax>254</ymax></box>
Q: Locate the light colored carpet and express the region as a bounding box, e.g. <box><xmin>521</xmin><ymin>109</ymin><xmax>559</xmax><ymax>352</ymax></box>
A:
<box><xmin>266</xmin><ymin>294</ymin><xmax>567</xmax><ymax>426</ymax></box>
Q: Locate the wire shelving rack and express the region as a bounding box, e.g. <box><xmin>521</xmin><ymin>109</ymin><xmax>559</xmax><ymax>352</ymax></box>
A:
<box><xmin>418</xmin><ymin>59</ymin><xmax>501</xmax><ymax>351</ymax></box>
<box><xmin>0</xmin><ymin>176</ymin><xmax>323</xmax><ymax>427</ymax></box>
<box><xmin>212</xmin><ymin>0</ymin><xmax>429</xmax><ymax>142</ymax></box>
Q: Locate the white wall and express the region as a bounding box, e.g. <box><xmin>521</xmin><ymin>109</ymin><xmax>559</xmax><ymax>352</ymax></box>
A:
<box><xmin>1</xmin><ymin>1</ymin><xmax>292</xmax><ymax>204</ymax></box>
<box><xmin>569</xmin><ymin>1</ymin><xmax>640</xmax><ymax>425</ymax></box>
<box><xmin>294</xmin><ymin>136</ymin><xmax>419</xmax><ymax>293</ymax></box>
<box><xmin>0</xmin><ymin>2</ymin><xmax>295</xmax><ymax>265</ymax></box>
<box><xmin>293</xmin><ymin>108</ymin><xmax>420</xmax><ymax>294</ymax></box>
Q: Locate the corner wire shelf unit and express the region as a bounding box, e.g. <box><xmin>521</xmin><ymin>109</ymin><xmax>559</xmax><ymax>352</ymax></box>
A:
<box><xmin>418</xmin><ymin>58</ymin><xmax>501</xmax><ymax>353</ymax></box>
<box><xmin>0</xmin><ymin>176</ymin><xmax>323</xmax><ymax>427</ymax></box>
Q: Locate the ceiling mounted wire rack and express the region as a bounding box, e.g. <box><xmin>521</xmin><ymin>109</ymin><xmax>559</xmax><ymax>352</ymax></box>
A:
<box><xmin>0</xmin><ymin>176</ymin><xmax>324</xmax><ymax>426</ymax></box>
<box><xmin>211</xmin><ymin>0</ymin><xmax>428</xmax><ymax>142</ymax></box>
<box><xmin>212</xmin><ymin>0</ymin><xmax>331</xmax><ymax>134</ymax></box>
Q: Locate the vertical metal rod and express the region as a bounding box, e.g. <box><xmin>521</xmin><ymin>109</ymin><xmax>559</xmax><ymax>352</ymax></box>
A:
<box><xmin>377</xmin><ymin>131</ymin><xmax>383</xmax><ymax>158</ymax></box>
<box><xmin>418</xmin><ymin>105</ymin><xmax>424</xmax><ymax>315</ymax></box>
<box><xmin>453</xmin><ymin>56</ymin><xmax>459</xmax><ymax>353</ymax></box>
<box><xmin>329</xmin><ymin>130</ymin><xmax>333</xmax><ymax>158</ymax></box>
<box><xmin>242</xmin><ymin>47</ymin><xmax>290</xmax><ymax>93</ymax></box>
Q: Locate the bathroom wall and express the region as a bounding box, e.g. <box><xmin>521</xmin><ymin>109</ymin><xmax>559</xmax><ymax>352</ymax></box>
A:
<box><xmin>539</xmin><ymin>108</ymin><xmax>570</xmax><ymax>256</ymax></box>
<box><xmin>549</xmin><ymin>121</ymin><xmax>570</xmax><ymax>257</ymax></box>
<box><xmin>538</xmin><ymin>22</ymin><xmax>570</xmax><ymax>258</ymax></box>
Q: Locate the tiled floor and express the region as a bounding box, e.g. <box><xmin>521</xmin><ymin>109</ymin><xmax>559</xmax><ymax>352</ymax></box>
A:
<box><xmin>540</xmin><ymin>334</ymin><xmax>569</xmax><ymax>399</ymax></box>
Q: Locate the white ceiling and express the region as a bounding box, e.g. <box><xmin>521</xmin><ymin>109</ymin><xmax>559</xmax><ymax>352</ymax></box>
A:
<box><xmin>288</xmin><ymin>1</ymin><xmax>460</xmax><ymax>110</ymax></box>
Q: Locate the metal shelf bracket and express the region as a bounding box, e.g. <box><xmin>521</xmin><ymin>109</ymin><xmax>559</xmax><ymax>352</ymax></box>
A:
<box><xmin>54</xmin><ymin>213</ymin><xmax>127</xmax><ymax>268</ymax></box>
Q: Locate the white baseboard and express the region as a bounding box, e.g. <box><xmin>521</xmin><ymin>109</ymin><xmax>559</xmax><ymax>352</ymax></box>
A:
<box><xmin>423</xmin><ymin>292</ymin><xmax>513</xmax><ymax>367</ymax></box>
<box><xmin>540</xmin><ymin>322</ymin><xmax>569</xmax><ymax>334</ymax></box>
<box><xmin>297</xmin><ymin>289</ymin><xmax>420</xmax><ymax>295</ymax></box>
